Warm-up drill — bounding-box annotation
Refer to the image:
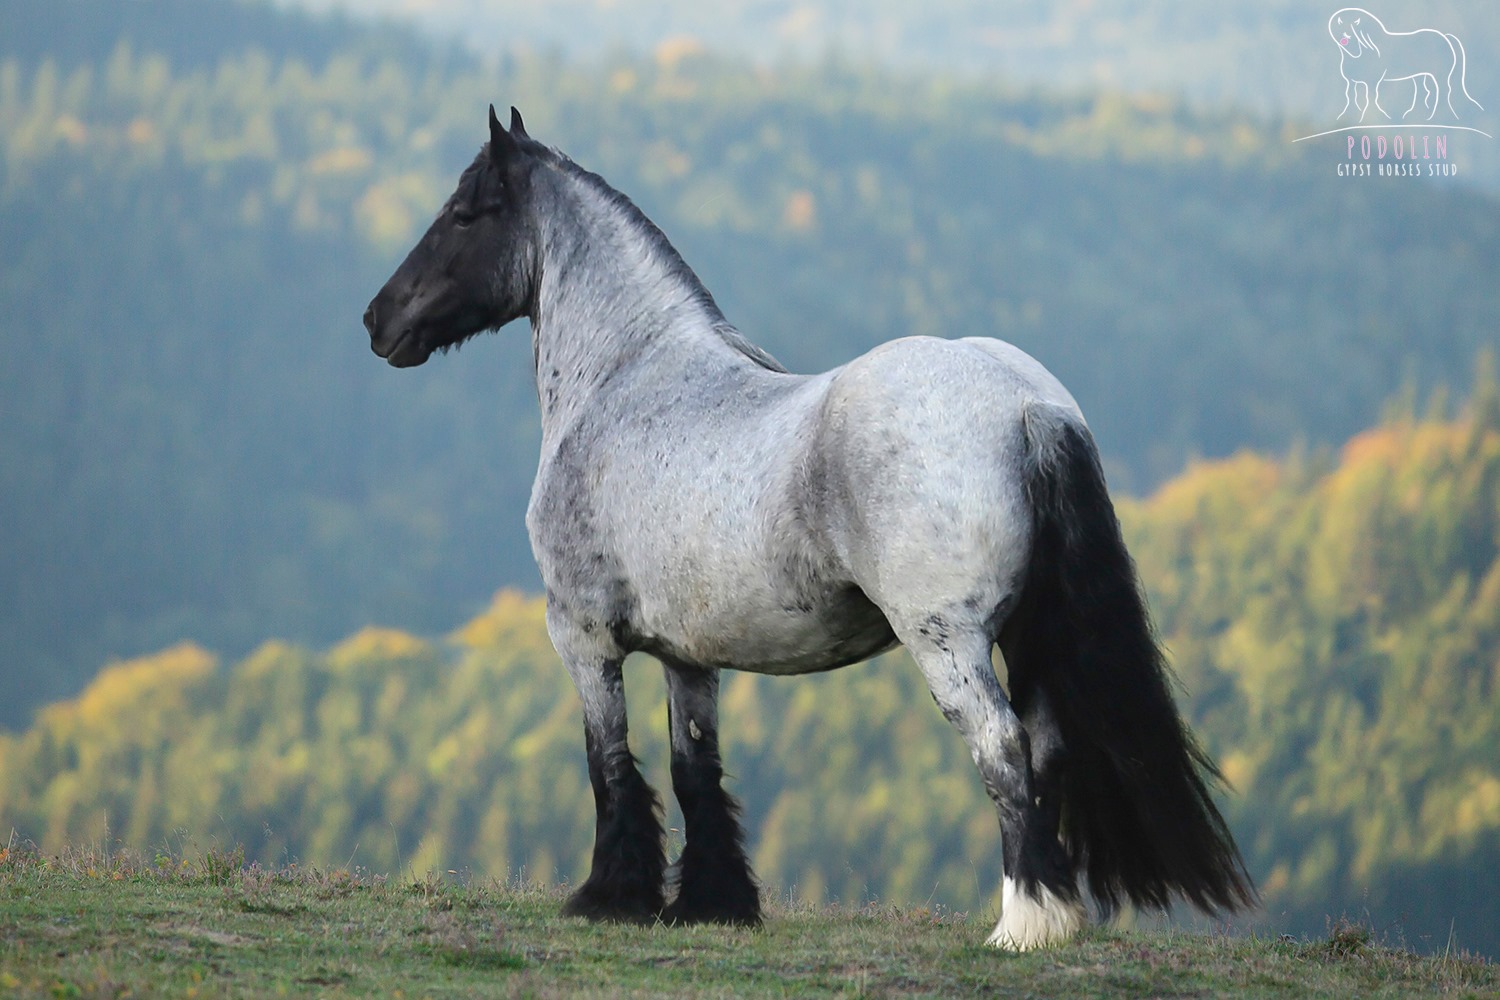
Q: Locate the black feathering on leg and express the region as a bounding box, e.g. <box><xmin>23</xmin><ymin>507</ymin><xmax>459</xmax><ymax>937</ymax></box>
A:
<box><xmin>661</xmin><ymin>664</ymin><xmax>761</xmax><ymax>926</ymax></box>
<box><xmin>662</xmin><ymin>765</ymin><xmax>761</xmax><ymax>926</ymax></box>
<box><xmin>562</xmin><ymin>739</ymin><xmax>666</xmax><ymax>923</ymax></box>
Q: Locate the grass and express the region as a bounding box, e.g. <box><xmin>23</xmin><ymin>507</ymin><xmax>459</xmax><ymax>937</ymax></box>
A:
<box><xmin>1</xmin><ymin>843</ymin><xmax>1495</xmax><ymax>998</ymax></box>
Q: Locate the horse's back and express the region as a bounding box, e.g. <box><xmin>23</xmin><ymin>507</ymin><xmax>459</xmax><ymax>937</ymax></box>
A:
<box><xmin>821</xmin><ymin>335</ymin><xmax>1081</xmax><ymax>464</ymax></box>
<box><xmin>1386</xmin><ymin>28</ymin><xmax>1459</xmax><ymax>77</ymax></box>
<box><xmin>952</xmin><ymin>337</ymin><xmax>1083</xmax><ymax>417</ymax></box>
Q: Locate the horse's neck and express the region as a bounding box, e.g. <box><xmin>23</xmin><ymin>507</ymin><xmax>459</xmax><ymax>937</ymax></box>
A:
<box><xmin>530</xmin><ymin>173</ymin><xmax>739</xmax><ymax>435</ymax></box>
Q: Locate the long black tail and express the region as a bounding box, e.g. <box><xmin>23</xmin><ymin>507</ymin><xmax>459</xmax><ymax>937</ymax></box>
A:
<box><xmin>1004</xmin><ymin>403</ymin><xmax>1257</xmax><ymax>917</ymax></box>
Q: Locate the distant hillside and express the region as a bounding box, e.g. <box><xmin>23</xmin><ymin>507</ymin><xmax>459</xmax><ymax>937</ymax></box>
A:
<box><xmin>3</xmin><ymin>390</ymin><xmax>1498</xmax><ymax>956</ymax></box>
<box><xmin>282</xmin><ymin>0</ymin><xmax>1499</xmax><ymax>109</ymax></box>
<box><xmin>284</xmin><ymin>0</ymin><xmax>1500</xmax><ymax>188</ymax></box>
<box><xmin>3</xmin><ymin>0</ymin><xmax>1500</xmax><ymax>724</ymax></box>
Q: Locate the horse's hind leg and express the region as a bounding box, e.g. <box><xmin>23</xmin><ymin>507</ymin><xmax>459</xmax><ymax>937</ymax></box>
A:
<box><xmin>1004</xmin><ymin>669</ymin><xmax>1067</xmax><ymax>862</ymax></box>
<box><xmin>900</xmin><ymin>619</ymin><xmax>1084</xmax><ymax>950</ymax></box>
<box><xmin>660</xmin><ymin>662</ymin><xmax>761</xmax><ymax>925</ymax></box>
<box><xmin>550</xmin><ymin>615</ymin><xmax>666</xmax><ymax>922</ymax></box>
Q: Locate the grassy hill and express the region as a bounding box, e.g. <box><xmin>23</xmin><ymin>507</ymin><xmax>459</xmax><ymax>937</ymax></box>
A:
<box><xmin>4</xmin><ymin>0</ymin><xmax>1500</xmax><ymax>728</ymax></box>
<box><xmin>1</xmin><ymin>844</ymin><xmax>1494</xmax><ymax>998</ymax></box>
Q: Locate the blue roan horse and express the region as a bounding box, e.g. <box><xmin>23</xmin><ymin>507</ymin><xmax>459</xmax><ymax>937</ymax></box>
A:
<box><xmin>364</xmin><ymin>107</ymin><xmax>1256</xmax><ymax>948</ymax></box>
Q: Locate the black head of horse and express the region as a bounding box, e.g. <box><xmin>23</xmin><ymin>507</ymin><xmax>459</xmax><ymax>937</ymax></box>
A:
<box><xmin>363</xmin><ymin>105</ymin><xmax>538</xmax><ymax>367</ymax></box>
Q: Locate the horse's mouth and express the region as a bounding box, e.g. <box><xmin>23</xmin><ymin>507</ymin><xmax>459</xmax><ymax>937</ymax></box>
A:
<box><xmin>372</xmin><ymin>329</ymin><xmax>431</xmax><ymax>368</ymax></box>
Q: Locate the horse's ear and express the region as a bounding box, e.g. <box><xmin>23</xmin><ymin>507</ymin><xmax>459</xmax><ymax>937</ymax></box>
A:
<box><xmin>509</xmin><ymin>106</ymin><xmax>529</xmax><ymax>140</ymax></box>
<box><xmin>489</xmin><ymin>103</ymin><xmax>520</xmax><ymax>163</ymax></box>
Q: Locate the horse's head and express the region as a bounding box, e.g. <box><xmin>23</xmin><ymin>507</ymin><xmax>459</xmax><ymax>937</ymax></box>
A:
<box><xmin>364</xmin><ymin>105</ymin><xmax>539</xmax><ymax>367</ymax></box>
<box><xmin>1328</xmin><ymin>8</ymin><xmax>1378</xmax><ymax>59</ymax></box>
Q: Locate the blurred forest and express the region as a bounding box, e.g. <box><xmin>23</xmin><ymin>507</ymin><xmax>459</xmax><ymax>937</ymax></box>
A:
<box><xmin>3</xmin><ymin>0</ymin><xmax>1499</xmax><ymax>724</ymax></box>
<box><xmin>2</xmin><ymin>0</ymin><xmax>1500</xmax><ymax>960</ymax></box>
<box><xmin>4</xmin><ymin>387</ymin><xmax>1499</xmax><ymax>955</ymax></box>
<box><xmin>283</xmin><ymin>0</ymin><xmax>1500</xmax><ymax>189</ymax></box>
<box><xmin>282</xmin><ymin>0</ymin><xmax>1500</xmax><ymax>117</ymax></box>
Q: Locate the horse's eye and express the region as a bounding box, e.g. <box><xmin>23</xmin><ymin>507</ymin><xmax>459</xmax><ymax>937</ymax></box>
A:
<box><xmin>452</xmin><ymin>207</ymin><xmax>478</xmax><ymax>228</ymax></box>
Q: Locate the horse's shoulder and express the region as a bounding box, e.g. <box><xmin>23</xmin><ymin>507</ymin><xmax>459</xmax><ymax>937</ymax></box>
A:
<box><xmin>528</xmin><ymin>423</ymin><xmax>601</xmax><ymax>529</ymax></box>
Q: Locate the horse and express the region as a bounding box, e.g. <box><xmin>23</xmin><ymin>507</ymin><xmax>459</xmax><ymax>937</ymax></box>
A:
<box><xmin>363</xmin><ymin>106</ymin><xmax>1256</xmax><ymax>949</ymax></box>
<box><xmin>1328</xmin><ymin>7</ymin><xmax>1484</xmax><ymax>122</ymax></box>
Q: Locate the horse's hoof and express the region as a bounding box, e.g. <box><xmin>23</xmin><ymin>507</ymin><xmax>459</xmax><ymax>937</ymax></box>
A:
<box><xmin>561</xmin><ymin>883</ymin><xmax>662</xmax><ymax>924</ymax></box>
<box><xmin>985</xmin><ymin>877</ymin><xmax>1087</xmax><ymax>950</ymax></box>
<box><xmin>662</xmin><ymin>860</ymin><xmax>762</xmax><ymax>927</ymax></box>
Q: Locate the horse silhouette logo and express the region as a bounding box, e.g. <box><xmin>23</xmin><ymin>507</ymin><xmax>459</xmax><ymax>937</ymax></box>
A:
<box><xmin>1329</xmin><ymin>8</ymin><xmax>1484</xmax><ymax>121</ymax></box>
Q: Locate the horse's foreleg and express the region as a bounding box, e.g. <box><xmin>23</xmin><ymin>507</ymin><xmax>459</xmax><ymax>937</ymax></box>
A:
<box><xmin>1372</xmin><ymin>72</ymin><xmax>1392</xmax><ymax>119</ymax></box>
<box><xmin>902</xmin><ymin>623</ymin><xmax>1084</xmax><ymax>950</ymax></box>
<box><xmin>660</xmin><ymin>662</ymin><xmax>761</xmax><ymax>925</ymax></box>
<box><xmin>551</xmin><ymin>620</ymin><xmax>665</xmax><ymax>922</ymax></box>
<box><xmin>1403</xmin><ymin>79</ymin><xmax>1421</xmax><ymax>120</ymax></box>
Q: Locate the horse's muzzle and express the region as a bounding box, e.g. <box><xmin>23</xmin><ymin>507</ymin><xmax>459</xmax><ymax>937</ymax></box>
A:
<box><xmin>364</xmin><ymin>300</ymin><xmax>430</xmax><ymax>368</ymax></box>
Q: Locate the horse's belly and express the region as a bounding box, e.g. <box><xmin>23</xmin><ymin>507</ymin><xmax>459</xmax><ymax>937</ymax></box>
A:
<box><xmin>638</xmin><ymin>583</ymin><xmax>898</xmax><ymax>674</ymax></box>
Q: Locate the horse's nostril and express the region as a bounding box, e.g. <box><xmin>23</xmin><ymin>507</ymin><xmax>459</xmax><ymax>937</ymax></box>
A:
<box><xmin>363</xmin><ymin>304</ymin><xmax>377</xmax><ymax>334</ymax></box>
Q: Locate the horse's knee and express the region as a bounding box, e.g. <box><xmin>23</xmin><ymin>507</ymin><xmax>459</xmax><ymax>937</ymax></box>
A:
<box><xmin>906</xmin><ymin>634</ymin><xmax>1034</xmax><ymax>806</ymax></box>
